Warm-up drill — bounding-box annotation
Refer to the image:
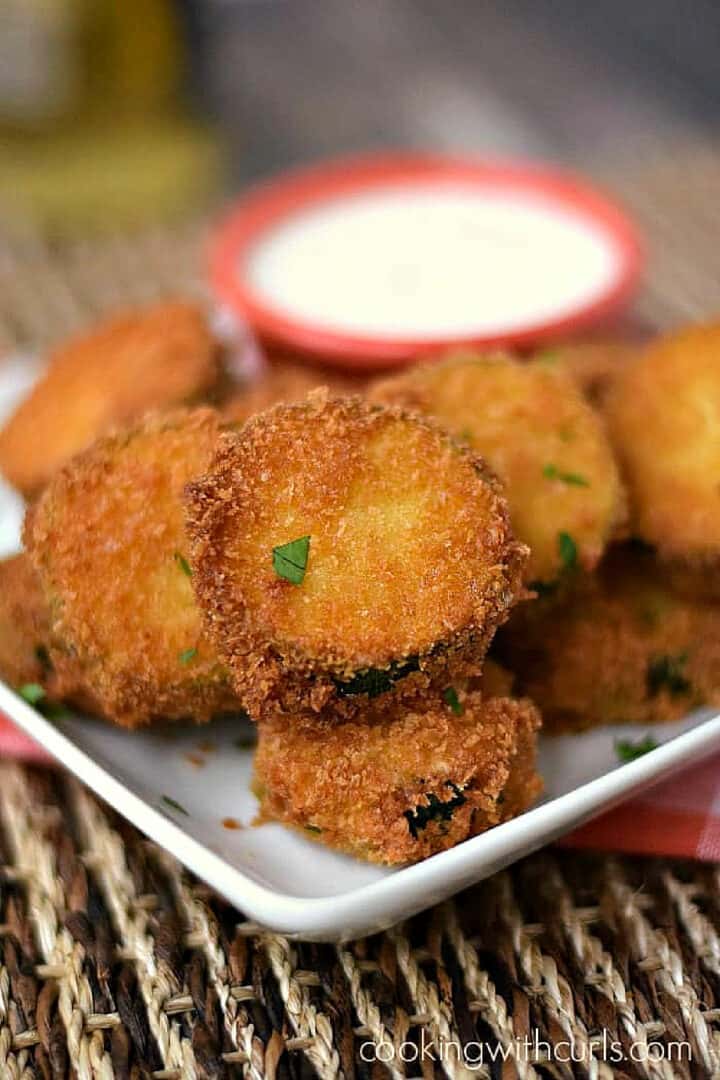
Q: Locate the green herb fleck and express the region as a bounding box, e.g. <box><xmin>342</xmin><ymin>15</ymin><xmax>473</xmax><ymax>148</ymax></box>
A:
<box><xmin>178</xmin><ymin>647</ymin><xmax>198</xmax><ymax>666</ymax></box>
<box><xmin>536</xmin><ymin>349</ymin><xmax>558</xmax><ymax>364</ymax></box>
<box><xmin>459</xmin><ymin>428</ymin><xmax>474</xmax><ymax>442</ymax></box>
<box><xmin>615</xmin><ymin>735</ymin><xmax>659</xmax><ymax>763</ymax></box>
<box><xmin>335</xmin><ymin>656</ymin><xmax>420</xmax><ymax>698</ymax></box>
<box><xmin>558</xmin><ymin>531</ymin><xmax>578</xmax><ymax>571</ymax></box>
<box><xmin>543</xmin><ymin>463</ymin><xmax>589</xmax><ymax>487</ymax></box>
<box><xmin>17</xmin><ymin>682</ymin><xmax>70</xmax><ymax>720</ymax></box>
<box><xmin>272</xmin><ymin>535</ymin><xmax>310</xmax><ymax>585</ymax></box>
<box><xmin>161</xmin><ymin>795</ymin><xmax>189</xmax><ymax>816</ymax></box>
<box><xmin>305</xmin><ymin>824</ymin><xmax>323</xmax><ymax>834</ymax></box>
<box><xmin>443</xmin><ymin>687</ymin><xmax>464</xmax><ymax>716</ymax></box>
<box><xmin>18</xmin><ymin>683</ymin><xmax>45</xmax><ymax>705</ymax></box>
<box><xmin>174</xmin><ymin>552</ymin><xmax>192</xmax><ymax>578</ymax></box>
<box><xmin>405</xmin><ymin>782</ymin><xmax>467</xmax><ymax>839</ymax></box>
<box><xmin>646</xmin><ymin>653</ymin><xmax>691</xmax><ymax>697</ymax></box>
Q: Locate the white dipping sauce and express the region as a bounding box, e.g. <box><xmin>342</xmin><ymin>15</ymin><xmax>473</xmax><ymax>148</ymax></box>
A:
<box><xmin>246</xmin><ymin>184</ymin><xmax>620</xmax><ymax>340</ymax></box>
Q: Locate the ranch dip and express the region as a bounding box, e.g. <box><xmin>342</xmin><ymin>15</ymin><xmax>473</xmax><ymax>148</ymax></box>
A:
<box><xmin>246</xmin><ymin>184</ymin><xmax>620</xmax><ymax>340</ymax></box>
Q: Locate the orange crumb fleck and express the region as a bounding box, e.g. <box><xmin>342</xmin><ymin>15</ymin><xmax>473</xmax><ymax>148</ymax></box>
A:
<box><xmin>184</xmin><ymin>752</ymin><xmax>206</xmax><ymax>768</ymax></box>
<box><xmin>222</xmin><ymin>817</ymin><xmax>242</xmax><ymax>830</ymax></box>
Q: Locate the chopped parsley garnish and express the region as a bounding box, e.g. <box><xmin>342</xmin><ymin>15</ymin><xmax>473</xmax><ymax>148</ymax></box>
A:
<box><xmin>178</xmin><ymin>647</ymin><xmax>198</xmax><ymax>665</ymax></box>
<box><xmin>459</xmin><ymin>428</ymin><xmax>474</xmax><ymax>442</ymax></box>
<box><xmin>18</xmin><ymin>682</ymin><xmax>71</xmax><ymax>721</ymax></box>
<box><xmin>443</xmin><ymin>687</ymin><xmax>464</xmax><ymax>716</ymax></box>
<box><xmin>543</xmin><ymin>463</ymin><xmax>589</xmax><ymax>487</ymax></box>
<box><xmin>161</xmin><ymin>795</ymin><xmax>189</xmax><ymax>816</ymax></box>
<box><xmin>305</xmin><ymin>824</ymin><xmax>323</xmax><ymax>834</ymax></box>
<box><xmin>18</xmin><ymin>683</ymin><xmax>45</xmax><ymax>705</ymax></box>
<box><xmin>558</xmin><ymin>531</ymin><xmax>578</xmax><ymax>571</ymax></box>
<box><xmin>335</xmin><ymin>656</ymin><xmax>420</xmax><ymax>698</ymax></box>
<box><xmin>404</xmin><ymin>782</ymin><xmax>467</xmax><ymax>839</ymax></box>
<box><xmin>174</xmin><ymin>552</ymin><xmax>192</xmax><ymax>578</ymax></box>
<box><xmin>615</xmin><ymin>735</ymin><xmax>659</xmax><ymax>763</ymax></box>
<box><xmin>646</xmin><ymin>653</ymin><xmax>691</xmax><ymax>697</ymax></box>
<box><xmin>272</xmin><ymin>535</ymin><xmax>310</xmax><ymax>585</ymax></box>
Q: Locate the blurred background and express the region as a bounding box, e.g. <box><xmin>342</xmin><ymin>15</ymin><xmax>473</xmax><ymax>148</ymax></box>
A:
<box><xmin>1</xmin><ymin>0</ymin><xmax>718</xmax><ymax>351</ymax></box>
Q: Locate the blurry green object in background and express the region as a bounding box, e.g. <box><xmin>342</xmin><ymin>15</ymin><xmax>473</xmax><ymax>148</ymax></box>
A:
<box><xmin>0</xmin><ymin>0</ymin><xmax>223</xmax><ymax>233</ymax></box>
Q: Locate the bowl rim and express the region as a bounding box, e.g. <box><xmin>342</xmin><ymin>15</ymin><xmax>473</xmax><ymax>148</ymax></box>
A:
<box><xmin>209</xmin><ymin>151</ymin><xmax>643</xmax><ymax>370</ymax></box>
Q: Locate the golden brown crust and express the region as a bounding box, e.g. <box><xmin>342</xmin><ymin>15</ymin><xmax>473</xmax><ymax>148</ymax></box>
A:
<box><xmin>499</xmin><ymin>544</ymin><xmax>720</xmax><ymax>732</ymax></box>
<box><xmin>186</xmin><ymin>392</ymin><xmax>528</xmax><ymax>722</ymax></box>
<box><xmin>604</xmin><ymin>323</ymin><xmax>720</xmax><ymax>563</ymax></box>
<box><xmin>550</xmin><ymin>340</ymin><xmax>638</xmax><ymax>405</ymax></box>
<box><xmin>222</xmin><ymin>357</ymin><xmax>367</xmax><ymax>425</ymax></box>
<box><xmin>254</xmin><ymin>690</ymin><xmax>542</xmax><ymax>864</ymax></box>
<box><xmin>0</xmin><ymin>300</ymin><xmax>222</xmax><ymax>497</ymax></box>
<box><xmin>25</xmin><ymin>408</ymin><xmax>242</xmax><ymax>728</ymax></box>
<box><xmin>371</xmin><ymin>352</ymin><xmax>626</xmax><ymax>584</ymax></box>
<box><xmin>660</xmin><ymin>552</ymin><xmax>720</xmax><ymax>602</ymax></box>
<box><xmin>0</xmin><ymin>553</ymin><xmax>52</xmax><ymax>690</ymax></box>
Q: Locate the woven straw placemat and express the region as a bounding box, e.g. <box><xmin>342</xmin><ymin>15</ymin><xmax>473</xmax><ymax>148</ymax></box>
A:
<box><xmin>2</xmin><ymin>149</ymin><xmax>720</xmax><ymax>1077</ymax></box>
<box><xmin>1</xmin><ymin>764</ymin><xmax>719</xmax><ymax>1078</ymax></box>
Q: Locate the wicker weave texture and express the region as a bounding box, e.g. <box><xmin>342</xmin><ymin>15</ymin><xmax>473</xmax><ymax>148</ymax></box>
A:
<box><xmin>0</xmin><ymin>764</ymin><xmax>718</xmax><ymax>1078</ymax></box>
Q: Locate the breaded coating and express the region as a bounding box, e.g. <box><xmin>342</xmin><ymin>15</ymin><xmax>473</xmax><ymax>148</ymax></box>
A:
<box><xmin>0</xmin><ymin>554</ymin><xmax>52</xmax><ymax>690</ymax></box>
<box><xmin>471</xmin><ymin>657</ymin><xmax>515</xmax><ymax>698</ymax></box>
<box><xmin>25</xmin><ymin>408</ymin><xmax>242</xmax><ymax>728</ymax></box>
<box><xmin>222</xmin><ymin>357</ymin><xmax>366</xmax><ymax>426</ymax></box>
<box><xmin>371</xmin><ymin>353</ymin><xmax>625</xmax><ymax>584</ymax></box>
<box><xmin>254</xmin><ymin>690</ymin><xmax>542</xmax><ymax>864</ymax></box>
<box><xmin>499</xmin><ymin>545</ymin><xmax>720</xmax><ymax>732</ymax></box>
<box><xmin>604</xmin><ymin>323</ymin><xmax>720</xmax><ymax>573</ymax></box>
<box><xmin>0</xmin><ymin>301</ymin><xmax>222</xmax><ymax>497</ymax></box>
<box><xmin>186</xmin><ymin>393</ymin><xmax>528</xmax><ymax>722</ymax></box>
<box><xmin>549</xmin><ymin>340</ymin><xmax>637</xmax><ymax>404</ymax></box>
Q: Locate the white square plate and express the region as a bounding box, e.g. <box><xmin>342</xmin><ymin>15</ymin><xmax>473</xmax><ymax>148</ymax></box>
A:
<box><xmin>2</xmin><ymin>358</ymin><xmax>720</xmax><ymax>941</ymax></box>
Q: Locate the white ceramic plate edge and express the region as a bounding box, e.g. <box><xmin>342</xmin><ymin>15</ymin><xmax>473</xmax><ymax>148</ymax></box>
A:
<box><xmin>3</xmin><ymin>679</ymin><xmax>720</xmax><ymax>940</ymax></box>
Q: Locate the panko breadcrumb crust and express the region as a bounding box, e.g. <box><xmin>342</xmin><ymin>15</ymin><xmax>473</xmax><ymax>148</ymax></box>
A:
<box><xmin>222</xmin><ymin>356</ymin><xmax>367</xmax><ymax>426</ymax></box>
<box><xmin>499</xmin><ymin>544</ymin><xmax>720</xmax><ymax>732</ymax></box>
<box><xmin>0</xmin><ymin>300</ymin><xmax>222</xmax><ymax>497</ymax></box>
<box><xmin>186</xmin><ymin>392</ymin><xmax>528</xmax><ymax>723</ymax></box>
<box><xmin>254</xmin><ymin>689</ymin><xmax>542</xmax><ymax>864</ymax></box>
<box><xmin>25</xmin><ymin>408</ymin><xmax>242</xmax><ymax>728</ymax></box>
<box><xmin>371</xmin><ymin>352</ymin><xmax>626</xmax><ymax>584</ymax></box>
<box><xmin>0</xmin><ymin>553</ymin><xmax>52</xmax><ymax>690</ymax></box>
<box><xmin>550</xmin><ymin>340</ymin><xmax>639</xmax><ymax>405</ymax></box>
<box><xmin>604</xmin><ymin>323</ymin><xmax>720</xmax><ymax>568</ymax></box>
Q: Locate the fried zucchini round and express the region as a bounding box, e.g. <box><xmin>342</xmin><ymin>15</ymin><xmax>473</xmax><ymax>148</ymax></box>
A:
<box><xmin>549</xmin><ymin>340</ymin><xmax>637</xmax><ymax>404</ymax></box>
<box><xmin>186</xmin><ymin>393</ymin><xmax>528</xmax><ymax>722</ymax></box>
<box><xmin>499</xmin><ymin>545</ymin><xmax>720</xmax><ymax>732</ymax></box>
<box><xmin>254</xmin><ymin>690</ymin><xmax>542</xmax><ymax>864</ymax></box>
<box><xmin>604</xmin><ymin>323</ymin><xmax>720</xmax><ymax>572</ymax></box>
<box><xmin>25</xmin><ymin>408</ymin><xmax>241</xmax><ymax>728</ymax></box>
<box><xmin>0</xmin><ymin>553</ymin><xmax>52</xmax><ymax>690</ymax></box>
<box><xmin>371</xmin><ymin>353</ymin><xmax>625</xmax><ymax>585</ymax></box>
<box><xmin>222</xmin><ymin>357</ymin><xmax>365</xmax><ymax>426</ymax></box>
<box><xmin>0</xmin><ymin>301</ymin><xmax>221</xmax><ymax>497</ymax></box>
